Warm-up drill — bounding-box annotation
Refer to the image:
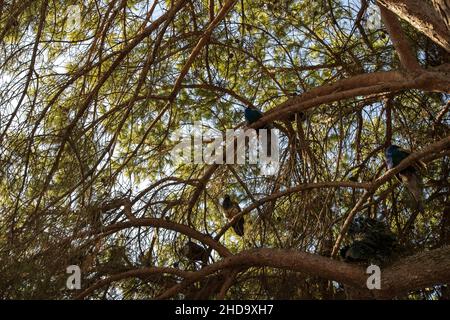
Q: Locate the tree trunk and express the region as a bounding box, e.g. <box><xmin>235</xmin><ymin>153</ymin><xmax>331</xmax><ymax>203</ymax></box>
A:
<box><xmin>377</xmin><ymin>0</ymin><xmax>450</xmax><ymax>52</ymax></box>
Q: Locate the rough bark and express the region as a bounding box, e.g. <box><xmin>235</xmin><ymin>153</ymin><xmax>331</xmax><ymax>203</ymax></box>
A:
<box><xmin>379</xmin><ymin>5</ymin><xmax>422</xmax><ymax>71</ymax></box>
<box><xmin>431</xmin><ymin>0</ymin><xmax>450</xmax><ymax>29</ymax></box>
<box><xmin>377</xmin><ymin>0</ymin><xmax>450</xmax><ymax>52</ymax></box>
<box><xmin>75</xmin><ymin>246</ymin><xmax>450</xmax><ymax>300</ymax></box>
<box><xmin>377</xmin><ymin>245</ymin><xmax>450</xmax><ymax>298</ymax></box>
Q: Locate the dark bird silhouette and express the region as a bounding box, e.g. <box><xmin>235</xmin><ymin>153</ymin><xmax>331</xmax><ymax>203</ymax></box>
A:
<box><xmin>244</xmin><ymin>107</ymin><xmax>264</xmax><ymax>126</ymax></box>
<box><xmin>244</xmin><ymin>107</ymin><xmax>273</xmax><ymax>156</ymax></box>
<box><xmin>222</xmin><ymin>194</ymin><xmax>245</xmax><ymax>236</ymax></box>
<box><xmin>341</xmin><ymin>216</ymin><xmax>397</xmax><ymax>264</ymax></box>
<box><xmin>385</xmin><ymin>145</ymin><xmax>426</xmax><ymax>212</ymax></box>
<box><xmin>181</xmin><ymin>241</ymin><xmax>208</xmax><ymax>264</ymax></box>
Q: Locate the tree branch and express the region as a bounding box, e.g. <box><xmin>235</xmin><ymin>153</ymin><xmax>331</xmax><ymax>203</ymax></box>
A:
<box><xmin>377</xmin><ymin>0</ymin><xmax>450</xmax><ymax>52</ymax></box>
<box><xmin>75</xmin><ymin>246</ymin><xmax>450</xmax><ymax>299</ymax></box>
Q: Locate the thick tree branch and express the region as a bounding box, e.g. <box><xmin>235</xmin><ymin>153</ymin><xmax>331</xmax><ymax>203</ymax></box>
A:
<box><xmin>377</xmin><ymin>0</ymin><xmax>450</xmax><ymax>52</ymax></box>
<box><xmin>75</xmin><ymin>246</ymin><xmax>450</xmax><ymax>299</ymax></box>
<box><xmin>378</xmin><ymin>4</ymin><xmax>422</xmax><ymax>72</ymax></box>
<box><xmin>251</xmin><ymin>67</ymin><xmax>450</xmax><ymax>131</ymax></box>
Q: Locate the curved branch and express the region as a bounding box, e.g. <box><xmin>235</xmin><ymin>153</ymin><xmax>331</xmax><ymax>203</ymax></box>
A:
<box><xmin>332</xmin><ymin>135</ymin><xmax>450</xmax><ymax>257</ymax></box>
<box><xmin>101</xmin><ymin>218</ymin><xmax>232</xmax><ymax>258</ymax></box>
<box><xmin>250</xmin><ymin>68</ymin><xmax>450</xmax><ymax>130</ymax></box>
<box><xmin>215</xmin><ymin>181</ymin><xmax>370</xmax><ymax>240</ymax></box>
<box><xmin>157</xmin><ymin>246</ymin><xmax>450</xmax><ymax>299</ymax></box>
<box><xmin>377</xmin><ymin>0</ymin><xmax>450</xmax><ymax>52</ymax></box>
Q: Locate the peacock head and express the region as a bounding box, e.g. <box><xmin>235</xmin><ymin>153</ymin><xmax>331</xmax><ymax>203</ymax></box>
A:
<box><xmin>385</xmin><ymin>144</ymin><xmax>401</xmax><ymax>156</ymax></box>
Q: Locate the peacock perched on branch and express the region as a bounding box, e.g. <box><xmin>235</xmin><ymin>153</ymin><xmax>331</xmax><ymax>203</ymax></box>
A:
<box><xmin>222</xmin><ymin>195</ymin><xmax>245</xmax><ymax>237</ymax></box>
<box><xmin>244</xmin><ymin>107</ymin><xmax>274</xmax><ymax>156</ymax></box>
<box><xmin>385</xmin><ymin>145</ymin><xmax>427</xmax><ymax>212</ymax></box>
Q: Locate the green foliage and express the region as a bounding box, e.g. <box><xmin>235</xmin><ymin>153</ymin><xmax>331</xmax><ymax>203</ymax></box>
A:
<box><xmin>0</xmin><ymin>0</ymin><xmax>448</xmax><ymax>300</ymax></box>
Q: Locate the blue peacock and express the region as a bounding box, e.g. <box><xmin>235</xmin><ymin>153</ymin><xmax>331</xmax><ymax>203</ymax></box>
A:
<box><xmin>385</xmin><ymin>145</ymin><xmax>427</xmax><ymax>212</ymax></box>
